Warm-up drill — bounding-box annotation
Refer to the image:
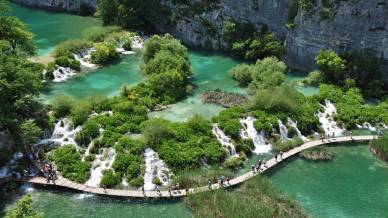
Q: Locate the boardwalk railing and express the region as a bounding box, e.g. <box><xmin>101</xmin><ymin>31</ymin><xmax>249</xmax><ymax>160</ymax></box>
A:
<box><xmin>19</xmin><ymin>135</ymin><xmax>376</xmax><ymax>198</ymax></box>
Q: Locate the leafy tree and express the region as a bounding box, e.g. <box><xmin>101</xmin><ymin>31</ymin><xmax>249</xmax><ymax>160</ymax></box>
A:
<box><xmin>91</xmin><ymin>41</ymin><xmax>119</xmax><ymax>64</ymax></box>
<box><xmin>141</xmin><ymin>119</ymin><xmax>174</xmax><ymax>146</ymax></box>
<box><xmin>0</xmin><ymin>16</ymin><xmax>36</xmax><ymax>55</ymax></box>
<box><xmin>143</xmin><ymin>34</ymin><xmax>188</xmax><ymax>64</ymax></box>
<box><xmin>5</xmin><ymin>194</ymin><xmax>43</xmax><ymax>218</ymax></box>
<box><xmin>100</xmin><ymin>170</ymin><xmax>121</xmax><ymax>188</ymax></box>
<box><xmin>96</xmin><ymin>0</ymin><xmax>118</xmax><ymax>25</ymax></box>
<box><xmin>19</xmin><ymin>121</ymin><xmax>43</xmax><ymax>146</ymax></box>
<box><xmin>315</xmin><ymin>49</ymin><xmax>346</xmax><ymax>81</ymax></box>
<box><xmin>249</xmin><ymin>57</ymin><xmax>286</xmax><ymax>90</ymax></box>
<box><xmin>229</xmin><ymin>64</ymin><xmax>253</xmax><ymax>86</ymax></box>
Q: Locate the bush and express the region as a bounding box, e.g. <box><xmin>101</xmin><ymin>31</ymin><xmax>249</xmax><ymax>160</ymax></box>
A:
<box><xmin>223</xmin><ymin>156</ymin><xmax>245</xmax><ymax>169</ymax></box>
<box><xmin>229</xmin><ymin>64</ymin><xmax>253</xmax><ymax>86</ymax></box>
<box><xmin>4</xmin><ymin>194</ymin><xmax>43</xmax><ymax>218</ymax></box>
<box><xmin>51</xmin><ymin>145</ymin><xmax>91</xmax><ymax>183</ymax></box>
<box><xmin>70</xmin><ymin>101</ymin><xmax>93</xmax><ymax>126</ymax></box>
<box><xmin>152</xmin><ymin>177</ymin><xmax>162</xmax><ymax>185</ymax></box>
<box><xmin>273</xmin><ymin>137</ymin><xmax>304</xmax><ymax>152</ymax></box>
<box><xmin>100</xmin><ymin>170</ymin><xmax>121</xmax><ymax>188</ymax></box>
<box><xmin>54</xmin><ymin>39</ymin><xmax>92</xmax><ymax>58</ymax></box>
<box><xmin>129</xmin><ymin>176</ymin><xmax>144</xmax><ymax>187</ymax></box>
<box><xmin>75</xmin><ymin>120</ymin><xmax>100</xmax><ymax>145</ymax></box>
<box><xmin>370</xmin><ymin>134</ymin><xmax>388</xmax><ymax>161</ymax></box>
<box><xmin>82</xmin><ymin>26</ymin><xmax>121</xmax><ymax>42</ymax></box>
<box><xmin>302</xmin><ymin>70</ymin><xmax>323</xmax><ymax>86</ymax></box>
<box><xmin>55</xmin><ymin>56</ymin><xmax>81</xmax><ymax>71</ymax></box>
<box><xmin>235</xmin><ymin>139</ymin><xmax>254</xmax><ymax>154</ymax></box>
<box><xmin>91</xmin><ymin>42</ymin><xmax>119</xmax><ymax>64</ymax></box>
<box><xmin>52</xmin><ymin>95</ymin><xmax>74</xmax><ymax>118</ymax></box>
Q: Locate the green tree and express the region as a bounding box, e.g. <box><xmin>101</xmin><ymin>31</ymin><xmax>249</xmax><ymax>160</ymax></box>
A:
<box><xmin>5</xmin><ymin>194</ymin><xmax>43</xmax><ymax>218</ymax></box>
<box><xmin>249</xmin><ymin>57</ymin><xmax>286</xmax><ymax>90</ymax></box>
<box><xmin>0</xmin><ymin>16</ymin><xmax>36</xmax><ymax>55</ymax></box>
<box><xmin>96</xmin><ymin>0</ymin><xmax>118</xmax><ymax>25</ymax></box>
<box><xmin>315</xmin><ymin>49</ymin><xmax>346</xmax><ymax>81</ymax></box>
<box><xmin>91</xmin><ymin>41</ymin><xmax>119</xmax><ymax>64</ymax></box>
<box><xmin>229</xmin><ymin>64</ymin><xmax>253</xmax><ymax>86</ymax></box>
<box><xmin>19</xmin><ymin>120</ymin><xmax>43</xmax><ymax>146</ymax></box>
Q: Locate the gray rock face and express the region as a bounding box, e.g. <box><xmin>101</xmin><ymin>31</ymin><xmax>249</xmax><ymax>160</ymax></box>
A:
<box><xmin>285</xmin><ymin>0</ymin><xmax>388</xmax><ymax>71</ymax></box>
<box><xmin>12</xmin><ymin>0</ymin><xmax>96</xmax><ymax>12</ymax></box>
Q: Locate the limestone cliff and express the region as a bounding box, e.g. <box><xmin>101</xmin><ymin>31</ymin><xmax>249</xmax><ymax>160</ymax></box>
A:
<box><xmin>12</xmin><ymin>0</ymin><xmax>388</xmax><ymax>72</ymax></box>
<box><xmin>12</xmin><ymin>0</ymin><xmax>96</xmax><ymax>13</ymax></box>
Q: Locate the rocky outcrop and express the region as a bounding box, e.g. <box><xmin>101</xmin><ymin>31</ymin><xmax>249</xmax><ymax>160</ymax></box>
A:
<box><xmin>285</xmin><ymin>0</ymin><xmax>388</xmax><ymax>71</ymax></box>
<box><xmin>12</xmin><ymin>0</ymin><xmax>96</xmax><ymax>13</ymax></box>
<box><xmin>202</xmin><ymin>89</ymin><xmax>247</xmax><ymax>108</ymax></box>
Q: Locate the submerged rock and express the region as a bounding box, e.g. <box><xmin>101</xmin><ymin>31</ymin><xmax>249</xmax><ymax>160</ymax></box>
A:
<box><xmin>202</xmin><ymin>89</ymin><xmax>246</xmax><ymax>108</ymax></box>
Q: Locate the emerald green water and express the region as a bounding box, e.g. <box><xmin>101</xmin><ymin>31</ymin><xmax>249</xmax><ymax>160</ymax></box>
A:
<box><xmin>268</xmin><ymin>143</ymin><xmax>388</xmax><ymax>218</ymax></box>
<box><xmin>1</xmin><ymin>188</ymin><xmax>192</xmax><ymax>218</ymax></box>
<box><xmin>10</xmin><ymin>3</ymin><xmax>101</xmax><ymax>56</ymax></box>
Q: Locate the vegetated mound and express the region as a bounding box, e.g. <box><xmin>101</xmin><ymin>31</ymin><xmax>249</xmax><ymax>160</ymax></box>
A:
<box><xmin>202</xmin><ymin>89</ymin><xmax>247</xmax><ymax>108</ymax></box>
<box><xmin>185</xmin><ymin>175</ymin><xmax>308</xmax><ymax>218</ymax></box>
<box><xmin>300</xmin><ymin>147</ymin><xmax>335</xmax><ymax>161</ymax></box>
<box><xmin>370</xmin><ymin>134</ymin><xmax>388</xmax><ymax>162</ymax></box>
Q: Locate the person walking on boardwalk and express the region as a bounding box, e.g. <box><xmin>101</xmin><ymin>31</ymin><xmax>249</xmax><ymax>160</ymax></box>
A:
<box><xmin>226</xmin><ymin>176</ymin><xmax>230</xmax><ymax>185</ymax></box>
<box><xmin>168</xmin><ymin>186</ymin><xmax>172</xmax><ymax>196</ymax></box>
<box><xmin>251</xmin><ymin>164</ymin><xmax>256</xmax><ymax>173</ymax></box>
<box><xmin>280</xmin><ymin>151</ymin><xmax>284</xmax><ymax>159</ymax></box>
<box><xmin>208</xmin><ymin>180</ymin><xmax>212</xmax><ymax>189</ymax></box>
<box><xmin>141</xmin><ymin>185</ymin><xmax>145</xmax><ymax>196</ymax></box>
<box><xmin>156</xmin><ymin>185</ymin><xmax>161</xmax><ymax>195</ymax></box>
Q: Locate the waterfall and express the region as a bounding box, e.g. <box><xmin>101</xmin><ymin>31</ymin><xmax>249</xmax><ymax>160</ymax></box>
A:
<box><xmin>287</xmin><ymin>118</ymin><xmax>308</xmax><ymax>141</ymax></box>
<box><xmin>85</xmin><ymin>148</ymin><xmax>116</xmax><ymax>188</ymax></box>
<box><xmin>357</xmin><ymin>122</ymin><xmax>377</xmax><ymax>132</ymax></box>
<box><xmin>0</xmin><ymin>152</ymin><xmax>24</xmax><ymax>178</ymax></box>
<box><xmin>131</xmin><ymin>35</ymin><xmax>144</xmax><ymax>49</ymax></box>
<box><xmin>317</xmin><ymin>100</ymin><xmax>345</xmax><ymax>136</ymax></box>
<box><xmin>143</xmin><ymin>148</ymin><xmax>172</xmax><ymax>191</ymax></box>
<box><xmin>212</xmin><ymin>124</ymin><xmax>237</xmax><ymax>156</ymax></box>
<box><xmin>37</xmin><ymin>118</ymin><xmax>81</xmax><ymax>147</ymax></box>
<box><xmin>278</xmin><ymin>120</ymin><xmax>289</xmax><ymax>140</ymax></box>
<box><xmin>52</xmin><ymin>66</ymin><xmax>77</xmax><ymax>82</ymax></box>
<box><xmin>73</xmin><ymin>48</ymin><xmax>97</xmax><ymax>69</ymax></box>
<box><xmin>240</xmin><ymin>116</ymin><xmax>271</xmax><ymax>154</ymax></box>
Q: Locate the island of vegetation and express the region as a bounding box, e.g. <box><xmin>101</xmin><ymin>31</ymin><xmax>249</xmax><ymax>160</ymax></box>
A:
<box><xmin>202</xmin><ymin>89</ymin><xmax>247</xmax><ymax>108</ymax></box>
<box><xmin>300</xmin><ymin>147</ymin><xmax>335</xmax><ymax>161</ymax></box>
<box><xmin>370</xmin><ymin>134</ymin><xmax>388</xmax><ymax>162</ymax></box>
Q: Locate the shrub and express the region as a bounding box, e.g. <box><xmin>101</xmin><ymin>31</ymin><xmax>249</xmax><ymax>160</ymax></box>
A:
<box><xmin>129</xmin><ymin>176</ymin><xmax>144</xmax><ymax>187</ymax></box>
<box><xmin>55</xmin><ymin>56</ymin><xmax>81</xmax><ymax>71</ymax></box>
<box><xmin>152</xmin><ymin>177</ymin><xmax>162</xmax><ymax>185</ymax></box>
<box><xmin>302</xmin><ymin>70</ymin><xmax>323</xmax><ymax>86</ymax></box>
<box><xmin>229</xmin><ymin>64</ymin><xmax>253</xmax><ymax>86</ymax></box>
<box><xmin>75</xmin><ymin>120</ymin><xmax>100</xmax><ymax>145</ymax></box>
<box><xmin>54</xmin><ymin>39</ymin><xmax>92</xmax><ymax>58</ymax></box>
<box><xmin>100</xmin><ymin>170</ymin><xmax>121</xmax><ymax>188</ymax></box>
<box><xmin>52</xmin><ymin>95</ymin><xmax>74</xmax><ymax>118</ymax></box>
<box><xmin>51</xmin><ymin>145</ymin><xmax>91</xmax><ymax>183</ymax></box>
<box><xmin>223</xmin><ymin>156</ymin><xmax>244</xmax><ymax>169</ymax></box>
<box><xmin>273</xmin><ymin>137</ymin><xmax>304</xmax><ymax>152</ymax></box>
<box><xmin>91</xmin><ymin>42</ymin><xmax>119</xmax><ymax>64</ymax></box>
<box><xmin>82</xmin><ymin>26</ymin><xmax>121</xmax><ymax>42</ymax></box>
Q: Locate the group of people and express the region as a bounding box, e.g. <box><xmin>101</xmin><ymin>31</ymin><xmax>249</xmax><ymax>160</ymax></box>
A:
<box><xmin>38</xmin><ymin>160</ymin><xmax>57</xmax><ymax>183</ymax></box>
<box><xmin>140</xmin><ymin>182</ymin><xmax>190</xmax><ymax>196</ymax></box>
<box><xmin>321</xmin><ymin>132</ymin><xmax>337</xmax><ymax>142</ymax></box>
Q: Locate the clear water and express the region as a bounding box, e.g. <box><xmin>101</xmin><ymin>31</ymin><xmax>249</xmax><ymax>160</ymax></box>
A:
<box><xmin>1</xmin><ymin>188</ymin><xmax>192</xmax><ymax>218</ymax></box>
<box><xmin>10</xmin><ymin>3</ymin><xmax>101</xmax><ymax>56</ymax></box>
<box><xmin>268</xmin><ymin>143</ymin><xmax>388</xmax><ymax>218</ymax></box>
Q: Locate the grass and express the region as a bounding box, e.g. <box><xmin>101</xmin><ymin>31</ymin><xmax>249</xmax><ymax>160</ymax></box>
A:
<box><xmin>185</xmin><ymin>175</ymin><xmax>308</xmax><ymax>218</ymax></box>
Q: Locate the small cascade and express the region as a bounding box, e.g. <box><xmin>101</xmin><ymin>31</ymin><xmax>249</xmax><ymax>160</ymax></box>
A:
<box><xmin>240</xmin><ymin>116</ymin><xmax>271</xmax><ymax>154</ymax></box>
<box><xmin>83</xmin><ymin>128</ymin><xmax>104</xmax><ymax>159</ymax></box>
<box><xmin>317</xmin><ymin>100</ymin><xmax>345</xmax><ymax>136</ymax></box>
<box><xmin>73</xmin><ymin>48</ymin><xmax>97</xmax><ymax>69</ymax></box>
<box><xmin>357</xmin><ymin>122</ymin><xmax>377</xmax><ymax>132</ymax></box>
<box><xmin>37</xmin><ymin>118</ymin><xmax>81</xmax><ymax>147</ymax></box>
<box><xmin>86</xmin><ymin>148</ymin><xmax>116</xmax><ymax>188</ymax></box>
<box><xmin>212</xmin><ymin>124</ymin><xmax>237</xmax><ymax>156</ymax></box>
<box><xmin>278</xmin><ymin>120</ymin><xmax>289</xmax><ymax>140</ymax></box>
<box><xmin>287</xmin><ymin>118</ymin><xmax>308</xmax><ymax>141</ymax></box>
<box><xmin>131</xmin><ymin>35</ymin><xmax>144</xmax><ymax>49</ymax></box>
<box><xmin>143</xmin><ymin>148</ymin><xmax>172</xmax><ymax>191</ymax></box>
<box><xmin>52</xmin><ymin>66</ymin><xmax>77</xmax><ymax>82</ymax></box>
<box><xmin>120</xmin><ymin>177</ymin><xmax>129</xmax><ymax>189</ymax></box>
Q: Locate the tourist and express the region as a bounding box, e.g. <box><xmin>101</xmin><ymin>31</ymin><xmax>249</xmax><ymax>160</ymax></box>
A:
<box><xmin>220</xmin><ymin>175</ymin><xmax>225</xmax><ymax>187</ymax></box>
<box><xmin>156</xmin><ymin>185</ymin><xmax>161</xmax><ymax>195</ymax></box>
<box><xmin>208</xmin><ymin>180</ymin><xmax>212</xmax><ymax>189</ymax></box>
<box><xmin>141</xmin><ymin>185</ymin><xmax>145</xmax><ymax>195</ymax></box>
<box><xmin>350</xmin><ymin>131</ymin><xmax>353</xmax><ymax>140</ymax></box>
<box><xmin>226</xmin><ymin>176</ymin><xmax>230</xmax><ymax>185</ymax></box>
<box><xmin>185</xmin><ymin>187</ymin><xmax>189</xmax><ymax>194</ymax></box>
<box><xmin>280</xmin><ymin>151</ymin><xmax>284</xmax><ymax>159</ymax></box>
<box><xmin>168</xmin><ymin>186</ymin><xmax>172</xmax><ymax>196</ymax></box>
<box><xmin>251</xmin><ymin>164</ymin><xmax>256</xmax><ymax>173</ymax></box>
<box><xmin>321</xmin><ymin>134</ymin><xmax>325</xmax><ymax>142</ymax></box>
<box><xmin>332</xmin><ymin>132</ymin><xmax>335</xmax><ymax>138</ymax></box>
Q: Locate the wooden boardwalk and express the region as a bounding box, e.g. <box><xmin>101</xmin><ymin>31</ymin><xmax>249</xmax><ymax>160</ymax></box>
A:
<box><xmin>19</xmin><ymin>135</ymin><xmax>376</xmax><ymax>198</ymax></box>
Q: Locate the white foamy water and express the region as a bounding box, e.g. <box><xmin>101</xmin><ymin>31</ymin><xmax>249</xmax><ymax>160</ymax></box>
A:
<box><xmin>37</xmin><ymin>118</ymin><xmax>81</xmax><ymax>147</ymax></box>
<box><xmin>131</xmin><ymin>35</ymin><xmax>144</xmax><ymax>49</ymax></box>
<box><xmin>20</xmin><ymin>184</ymin><xmax>34</xmax><ymax>193</ymax></box>
<box><xmin>278</xmin><ymin>120</ymin><xmax>290</xmax><ymax>140</ymax></box>
<box><xmin>73</xmin><ymin>48</ymin><xmax>97</xmax><ymax>69</ymax></box>
<box><xmin>212</xmin><ymin>124</ymin><xmax>237</xmax><ymax>156</ymax></box>
<box><xmin>240</xmin><ymin>116</ymin><xmax>271</xmax><ymax>154</ymax></box>
<box><xmin>356</xmin><ymin>122</ymin><xmax>377</xmax><ymax>132</ymax></box>
<box><xmin>287</xmin><ymin>118</ymin><xmax>308</xmax><ymax>141</ymax></box>
<box><xmin>143</xmin><ymin>148</ymin><xmax>172</xmax><ymax>191</ymax></box>
<box><xmin>317</xmin><ymin>100</ymin><xmax>345</xmax><ymax>136</ymax></box>
<box><xmin>75</xmin><ymin>193</ymin><xmax>94</xmax><ymax>200</ymax></box>
<box><xmin>86</xmin><ymin>148</ymin><xmax>116</xmax><ymax>188</ymax></box>
<box><xmin>52</xmin><ymin>66</ymin><xmax>77</xmax><ymax>82</ymax></box>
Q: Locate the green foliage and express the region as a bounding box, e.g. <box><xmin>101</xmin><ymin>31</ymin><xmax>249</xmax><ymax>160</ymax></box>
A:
<box><xmin>223</xmin><ymin>156</ymin><xmax>245</xmax><ymax>169</ymax></box>
<box><xmin>113</xmin><ymin>153</ymin><xmax>140</xmax><ymax>179</ymax></box>
<box><xmin>302</xmin><ymin>70</ymin><xmax>323</xmax><ymax>86</ymax></box>
<box><xmin>75</xmin><ymin>120</ymin><xmax>100</xmax><ymax>146</ymax></box>
<box><xmin>0</xmin><ymin>16</ymin><xmax>36</xmax><ymax>55</ymax></box>
<box><xmin>229</xmin><ymin>64</ymin><xmax>253</xmax><ymax>86</ymax></box>
<box><xmin>143</xmin><ymin>34</ymin><xmax>188</xmax><ymax>64</ymax></box>
<box><xmin>5</xmin><ymin>194</ymin><xmax>43</xmax><ymax>218</ymax></box>
<box><xmin>300</xmin><ymin>146</ymin><xmax>335</xmax><ymax>161</ymax></box>
<box><xmin>129</xmin><ymin>176</ymin><xmax>144</xmax><ymax>187</ymax></box>
<box><xmin>186</xmin><ymin>175</ymin><xmax>308</xmax><ymax>218</ymax></box>
<box><xmin>70</xmin><ymin>101</ymin><xmax>93</xmax><ymax>126</ymax></box>
<box><xmin>91</xmin><ymin>41</ymin><xmax>119</xmax><ymax>64</ymax></box>
<box><xmin>315</xmin><ymin>49</ymin><xmax>346</xmax><ymax>82</ymax></box>
<box><xmin>248</xmin><ymin>57</ymin><xmax>286</xmax><ymax>90</ymax></box>
<box><xmin>52</xmin><ymin>96</ymin><xmax>74</xmax><ymax>118</ymax></box>
<box><xmin>173</xmin><ymin>168</ymin><xmax>235</xmax><ymax>188</ymax></box>
<box><xmin>82</xmin><ymin>26</ymin><xmax>121</xmax><ymax>42</ymax></box>
<box><xmin>100</xmin><ymin>170</ymin><xmax>121</xmax><ymax>188</ymax></box>
<box><xmin>214</xmin><ymin>107</ymin><xmax>246</xmax><ymax>140</ymax></box>
<box><xmin>19</xmin><ymin>120</ymin><xmax>43</xmax><ymax>146</ymax></box>
<box><xmin>51</xmin><ymin>145</ymin><xmax>91</xmax><ymax>183</ymax></box>
<box><xmin>273</xmin><ymin>137</ymin><xmax>304</xmax><ymax>152</ymax></box>
<box><xmin>370</xmin><ymin>134</ymin><xmax>388</xmax><ymax>160</ymax></box>
<box><xmin>55</xmin><ymin>56</ymin><xmax>81</xmax><ymax>71</ymax></box>
<box><xmin>54</xmin><ymin>39</ymin><xmax>92</xmax><ymax>58</ymax></box>
<box><xmin>252</xmin><ymin>110</ymin><xmax>278</xmax><ymax>134</ymax></box>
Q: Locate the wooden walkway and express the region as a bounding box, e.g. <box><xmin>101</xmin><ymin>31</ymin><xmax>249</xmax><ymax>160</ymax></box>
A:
<box><xmin>19</xmin><ymin>135</ymin><xmax>376</xmax><ymax>198</ymax></box>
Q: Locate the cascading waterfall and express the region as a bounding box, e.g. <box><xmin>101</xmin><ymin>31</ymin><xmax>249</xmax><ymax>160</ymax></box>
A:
<box><xmin>240</xmin><ymin>116</ymin><xmax>271</xmax><ymax>154</ymax></box>
<box><xmin>86</xmin><ymin>148</ymin><xmax>116</xmax><ymax>188</ymax></box>
<box><xmin>317</xmin><ymin>100</ymin><xmax>345</xmax><ymax>136</ymax></box>
<box><xmin>130</xmin><ymin>35</ymin><xmax>144</xmax><ymax>49</ymax></box>
<box><xmin>143</xmin><ymin>148</ymin><xmax>172</xmax><ymax>191</ymax></box>
<box><xmin>52</xmin><ymin>66</ymin><xmax>77</xmax><ymax>82</ymax></box>
<box><xmin>278</xmin><ymin>120</ymin><xmax>290</xmax><ymax>140</ymax></box>
<box><xmin>73</xmin><ymin>48</ymin><xmax>97</xmax><ymax>69</ymax></box>
<box><xmin>287</xmin><ymin>118</ymin><xmax>308</xmax><ymax>141</ymax></box>
<box><xmin>212</xmin><ymin>124</ymin><xmax>237</xmax><ymax>156</ymax></box>
<box><xmin>356</xmin><ymin>122</ymin><xmax>377</xmax><ymax>132</ymax></box>
<box><xmin>37</xmin><ymin>118</ymin><xmax>81</xmax><ymax>147</ymax></box>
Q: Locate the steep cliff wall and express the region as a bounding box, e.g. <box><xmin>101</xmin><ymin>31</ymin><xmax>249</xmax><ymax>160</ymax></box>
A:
<box><xmin>12</xmin><ymin>0</ymin><xmax>388</xmax><ymax>73</ymax></box>
<box><xmin>12</xmin><ymin>0</ymin><xmax>96</xmax><ymax>13</ymax></box>
<box><xmin>285</xmin><ymin>0</ymin><xmax>388</xmax><ymax>71</ymax></box>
